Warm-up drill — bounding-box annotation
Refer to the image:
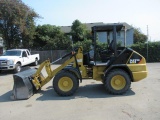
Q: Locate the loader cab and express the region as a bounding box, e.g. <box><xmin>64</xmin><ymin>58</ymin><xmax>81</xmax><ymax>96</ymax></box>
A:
<box><xmin>83</xmin><ymin>24</ymin><xmax>126</xmax><ymax>66</ymax></box>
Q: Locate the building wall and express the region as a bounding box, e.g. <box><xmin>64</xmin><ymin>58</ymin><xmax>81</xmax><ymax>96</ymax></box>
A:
<box><xmin>126</xmin><ymin>28</ymin><xmax>134</xmax><ymax>46</ymax></box>
<box><xmin>97</xmin><ymin>32</ymin><xmax>107</xmax><ymax>43</ymax></box>
<box><xmin>60</xmin><ymin>22</ymin><xmax>134</xmax><ymax>46</ymax></box>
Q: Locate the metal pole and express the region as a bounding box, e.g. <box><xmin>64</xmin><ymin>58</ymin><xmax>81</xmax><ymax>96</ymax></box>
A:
<box><xmin>124</xmin><ymin>26</ymin><xmax>126</xmax><ymax>47</ymax></box>
<box><xmin>93</xmin><ymin>27</ymin><xmax>97</xmax><ymax>65</ymax></box>
<box><xmin>113</xmin><ymin>25</ymin><xmax>117</xmax><ymax>56</ymax></box>
<box><xmin>70</xmin><ymin>36</ymin><xmax>73</xmax><ymax>50</ymax></box>
<box><xmin>147</xmin><ymin>25</ymin><xmax>149</xmax><ymax>62</ymax></box>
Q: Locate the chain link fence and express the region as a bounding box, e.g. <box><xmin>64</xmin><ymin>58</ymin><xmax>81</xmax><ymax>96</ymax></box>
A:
<box><xmin>31</xmin><ymin>50</ymin><xmax>68</xmax><ymax>64</ymax></box>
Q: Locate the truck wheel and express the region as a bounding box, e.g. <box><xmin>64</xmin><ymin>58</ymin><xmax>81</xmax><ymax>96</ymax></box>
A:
<box><xmin>33</xmin><ymin>59</ymin><xmax>38</xmax><ymax>66</ymax></box>
<box><xmin>14</xmin><ymin>63</ymin><xmax>21</xmax><ymax>73</ymax></box>
<box><xmin>104</xmin><ymin>69</ymin><xmax>131</xmax><ymax>95</ymax></box>
<box><xmin>53</xmin><ymin>71</ymin><xmax>79</xmax><ymax>96</ymax></box>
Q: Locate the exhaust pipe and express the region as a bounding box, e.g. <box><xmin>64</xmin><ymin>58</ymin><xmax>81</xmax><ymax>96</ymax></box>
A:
<box><xmin>11</xmin><ymin>68</ymin><xmax>37</xmax><ymax>100</ymax></box>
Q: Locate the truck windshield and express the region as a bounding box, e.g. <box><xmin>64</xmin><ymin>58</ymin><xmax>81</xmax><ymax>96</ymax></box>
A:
<box><xmin>2</xmin><ymin>51</ymin><xmax>21</xmax><ymax>56</ymax></box>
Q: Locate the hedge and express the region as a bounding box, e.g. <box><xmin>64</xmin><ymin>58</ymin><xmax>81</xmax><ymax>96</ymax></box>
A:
<box><xmin>131</xmin><ymin>41</ymin><xmax>160</xmax><ymax>62</ymax></box>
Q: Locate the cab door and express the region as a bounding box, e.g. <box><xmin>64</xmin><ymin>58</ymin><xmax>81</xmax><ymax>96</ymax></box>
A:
<box><xmin>21</xmin><ymin>51</ymin><xmax>29</xmax><ymax>65</ymax></box>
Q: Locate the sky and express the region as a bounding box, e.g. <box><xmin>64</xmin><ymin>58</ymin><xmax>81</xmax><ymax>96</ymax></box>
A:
<box><xmin>22</xmin><ymin>0</ymin><xmax>160</xmax><ymax>41</ymax></box>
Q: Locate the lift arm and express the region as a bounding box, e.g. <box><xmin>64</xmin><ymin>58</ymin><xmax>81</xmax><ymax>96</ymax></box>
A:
<box><xmin>31</xmin><ymin>48</ymin><xmax>82</xmax><ymax>90</ymax></box>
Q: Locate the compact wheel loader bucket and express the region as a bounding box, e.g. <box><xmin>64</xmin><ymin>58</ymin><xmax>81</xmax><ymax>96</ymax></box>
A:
<box><xmin>11</xmin><ymin>68</ymin><xmax>37</xmax><ymax>100</ymax></box>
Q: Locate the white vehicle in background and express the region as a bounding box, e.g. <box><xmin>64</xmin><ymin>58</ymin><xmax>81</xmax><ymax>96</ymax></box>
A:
<box><xmin>0</xmin><ymin>49</ymin><xmax>40</xmax><ymax>73</ymax></box>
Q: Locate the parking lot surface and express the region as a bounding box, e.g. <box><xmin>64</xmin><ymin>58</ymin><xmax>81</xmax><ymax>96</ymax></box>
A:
<box><xmin>0</xmin><ymin>63</ymin><xmax>160</xmax><ymax>120</ymax></box>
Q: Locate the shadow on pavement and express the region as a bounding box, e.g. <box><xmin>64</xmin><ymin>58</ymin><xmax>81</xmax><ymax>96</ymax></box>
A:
<box><xmin>0</xmin><ymin>90</ymin><xmax>13</xmax><ymax>102</ymax></box>
<box><xmin>0</xmin><ymin>66</ymin><xmax>34</xmax><ymax>76</ymax></box>
<box><xmin>0</xmin><ymin>70</ymin><xmax>13</xmax><ymax>76</ymax></box>
<box><xmin>36</xmin><ymin>84</ymin><xmax>135</xmax><ymax>101</ymax></box>
<box><xmin>0</xmin><ymin>84</ymin><xmax>135</xmax><ymax>102</ymax></box>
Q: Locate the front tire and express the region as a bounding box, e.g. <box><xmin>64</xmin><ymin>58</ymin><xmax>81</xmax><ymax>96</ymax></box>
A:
<box><xmin>14</xmin><ymin>63</ymin><xmax>21</xmax><ymax>73</ymax></box>
<box><xmin>53</xmin><ymin>71</ymin><xmax>79</xmax><ymax>96</ymax></box>
<box><xmin>105</xmin><ymin>69</ymin><xmax>131</xmax><ymax>95</ymax></box>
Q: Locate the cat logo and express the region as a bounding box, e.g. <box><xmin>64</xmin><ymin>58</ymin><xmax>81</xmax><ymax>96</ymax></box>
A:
<box><xmin>130</xmin><ymin>59</ymin><xmax>140</xmax><ymax>64</ymax></box>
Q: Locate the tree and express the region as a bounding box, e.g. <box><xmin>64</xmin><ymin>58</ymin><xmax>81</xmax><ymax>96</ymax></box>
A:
<box><xmin>33</xmin><ymin>24</ymin><xmax>71</xmax><ymax>50</ymax></box>
<box><xmin>71</xmin><ymin>19</ymin><xmax>89</xmax><ymax>42</ymax></box>
<box><xmin>0</xmin><ymin>0</ymin><xmax>39</xmax><ymax>49</ymax></box>
<box><xmin>133</xmin><ymin>27</ymin><xmax>147</xmax><ymax>44</ymax></box>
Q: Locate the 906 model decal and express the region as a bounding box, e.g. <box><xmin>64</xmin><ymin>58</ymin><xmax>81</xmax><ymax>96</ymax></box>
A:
<box><xmin>130</xmin><ymin>59</ymin><xmax>141</xmax><ymax>64</ymax></box>
<box><xmin>128</xmin><ymin>53</ymin><xmax>142</xmax><ymax>64</ymax></box>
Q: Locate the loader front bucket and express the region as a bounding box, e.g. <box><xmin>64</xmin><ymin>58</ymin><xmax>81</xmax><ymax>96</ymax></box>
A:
<box><xmin>11</xmin><ymin>68</ymin><xmax>37</xmax><ymax>100</ymax></box>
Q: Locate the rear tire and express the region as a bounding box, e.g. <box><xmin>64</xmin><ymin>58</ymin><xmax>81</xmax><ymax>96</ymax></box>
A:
<box><xmin>53</xmin><ymin>71</ymin><xmax>79</xmax><ymax>96</ymax></box>
<box><xmin>104</xmin><ymin>69</ymin><xmax>131</xmax><ymax>95</ymax></box>
<box><xmin>14</xmin><ymin>63</ymin><xmax>21</xmax><ymax>73</ymax></box>
<box><xmin>33</xmin><ymin>59</ymin><xmax>38</xmax><ymax>66</ymax></box>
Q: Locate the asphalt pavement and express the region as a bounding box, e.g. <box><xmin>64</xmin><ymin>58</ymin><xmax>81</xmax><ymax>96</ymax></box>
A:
<box><xmin>0</xmin><ymin>63</ymin><xmax>160</xmax><ymax>120</ymax></box>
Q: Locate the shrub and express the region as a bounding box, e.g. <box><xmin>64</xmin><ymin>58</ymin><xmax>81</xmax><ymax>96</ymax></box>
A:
<box><xmin>131</xmin><ymin>41</ymin><xmax>160</xmax><ymax>62</ymax></box>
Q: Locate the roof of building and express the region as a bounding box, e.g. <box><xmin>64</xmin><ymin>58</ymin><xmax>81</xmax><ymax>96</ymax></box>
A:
<box><xmin>92</xmin><ymin>24</ymin><xmax>124</xmax><ymax>32</ymax></box>
<box><xmin>60</xmin><ymin>22</ymin><xmax>133</xmax><ymax>33</ymax></box>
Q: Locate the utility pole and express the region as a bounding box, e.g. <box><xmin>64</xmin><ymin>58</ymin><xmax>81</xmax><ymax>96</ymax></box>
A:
<box><xmin>70</xmin><ymin>36</ymin><xmax>74</xmax><ymax>50</ymax></box>
<box><xmin>147</xmin><ymin>25</ymin><xmax>149</xmax><ymax>62</ymax></box>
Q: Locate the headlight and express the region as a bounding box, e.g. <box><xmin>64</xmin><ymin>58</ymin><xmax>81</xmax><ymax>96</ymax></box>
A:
<box><xmin>7</xmin><ymin>60</ymin><xmax>14</xmax><ymax>65</ymax></box>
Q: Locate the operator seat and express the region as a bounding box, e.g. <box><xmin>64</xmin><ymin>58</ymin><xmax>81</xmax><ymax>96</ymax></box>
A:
<box><xmin>99</xmin><ymin>40</ymin><xmax>115</xmax><ymax>62</ymax></box>
<box><xmin>83</xmin><ymin>52</ymin><xmax>94</xmax><ymax>67</ymax></box>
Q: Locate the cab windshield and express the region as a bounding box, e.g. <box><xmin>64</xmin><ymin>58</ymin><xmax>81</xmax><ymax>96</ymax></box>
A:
<box><xmin>2</xmin><ymin>50</ymin><xmax>21</xmax><ymax>56</ymax></box>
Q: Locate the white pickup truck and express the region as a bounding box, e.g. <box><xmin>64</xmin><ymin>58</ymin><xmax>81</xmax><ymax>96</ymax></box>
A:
<box><xmin>0</xmin><ymin>49</ymin><xmax>40</xmax><ymax>73</ymax></box>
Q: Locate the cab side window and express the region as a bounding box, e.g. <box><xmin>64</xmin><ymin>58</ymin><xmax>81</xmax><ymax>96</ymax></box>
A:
<box><xmin>22</xmin><ymin>51</ymin><xmax>27</xmax><ymax>57</ymax></box>
<box><xmin>27</xmin><ymin>50</ymin><xmax>30</xmax><ymax>55</ymax></box>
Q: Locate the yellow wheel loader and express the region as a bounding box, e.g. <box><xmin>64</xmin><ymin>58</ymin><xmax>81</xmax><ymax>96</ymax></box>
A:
<box><xmin>11</xmin><ymin>24</ymin><xmax>148</xmax><ymax>100</ymax></box>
